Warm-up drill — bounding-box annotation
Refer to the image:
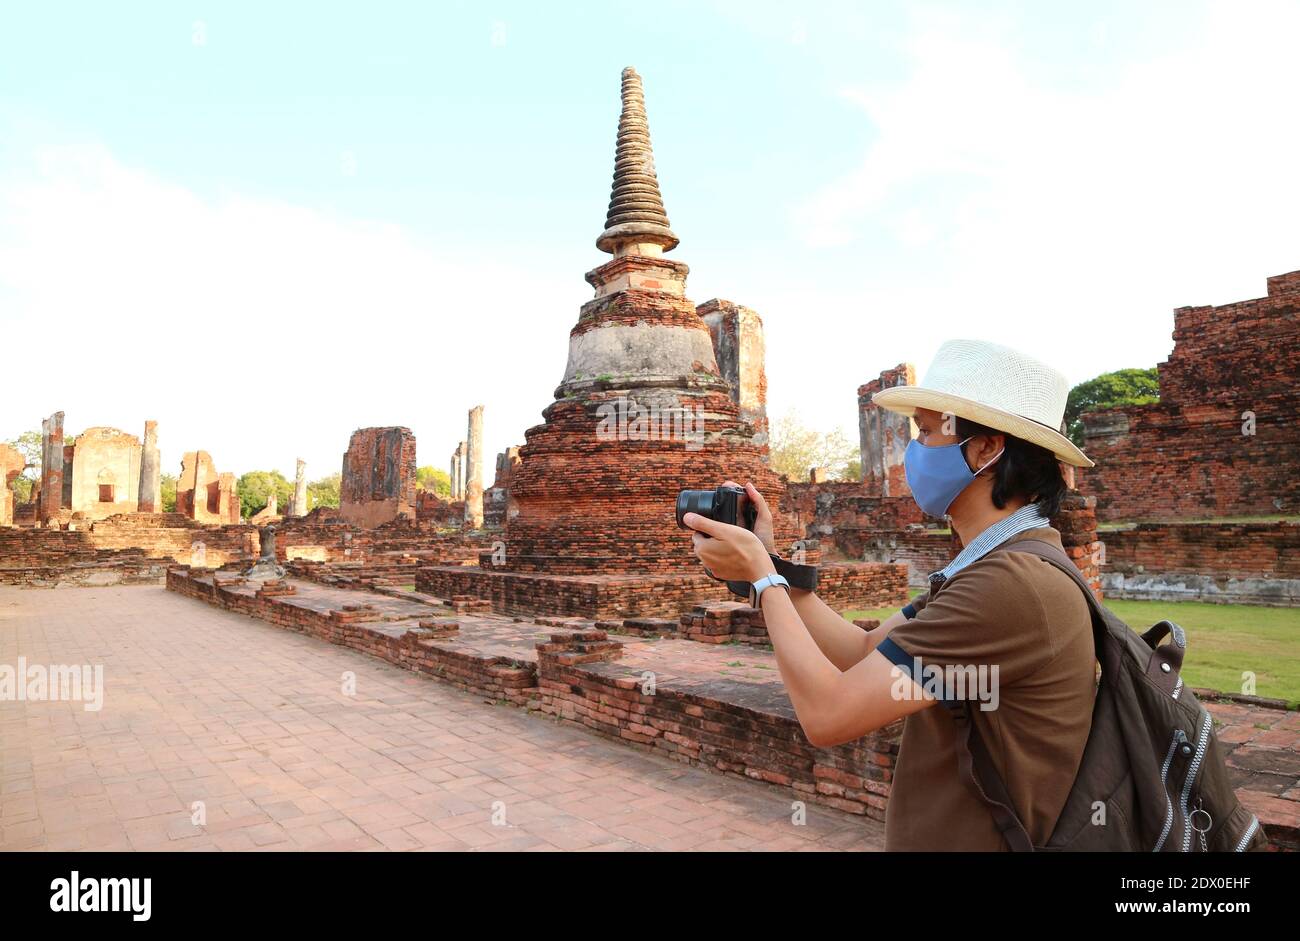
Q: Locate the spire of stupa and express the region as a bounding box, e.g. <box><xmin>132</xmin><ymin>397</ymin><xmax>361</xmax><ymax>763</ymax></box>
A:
<box><xmin>595</xmin><ymin>67</ymin><xmax>679</xmax><ymax>255</ymax></box>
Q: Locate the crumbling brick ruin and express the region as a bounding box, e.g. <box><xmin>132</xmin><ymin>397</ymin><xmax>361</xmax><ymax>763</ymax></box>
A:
<box><xmin>26</xmin><ymin>417</ymin><xmax>163</xmax><ymax>525</ymax></box>
<box><xmin>339</xmin><ymin>426</ymin><xmax>417</xmax><ymax>528</ymax></box>
<box><xmin>176</xmin><ymin>450</ymin><xmax>241</xmax><ymax>524</ymax></box>
<box><xmin>415</xmin><ymin>68</ymin><xmax>907</xmax><ymax>616</ymax></box>
<box><xmin>858</xmin><ymin>364</ymin><xmax>916</xmax><ymax>498</ymax></box>
<box><xmin>699</xmin><ymin>299</ymin><xmax>769</xmax><ymax>448</ymax></box>
<box><xmin>475</xmin><ymin>68</ymin><xmax>795</xmax><ymax>575</ymax></box>
<box><xmin>484</xmin><ymin>446</ymin><xmax>520</xmax><ymax>528</ymax></box>
<box><xmin>1081</xmin><ymin>269</ymin><xmax>1300</xmax><ymax>521</ymax></box>
<box><xmin>1</xmin><ymin>443</ymin><xmax>25</xmax><ymax>527</ymax></box>
<box><xmin>65</xmin><ymin>426</ymin><xmax>142</xmax><ymax>520</ymax></box>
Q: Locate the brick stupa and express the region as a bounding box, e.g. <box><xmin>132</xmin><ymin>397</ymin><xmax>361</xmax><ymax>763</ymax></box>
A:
<box><xmin>417</xmin><ymin>67</ymin><xmax>800</xmax><ymax>617</ymax></box>
<box><xmin>502</xmin><ymin>66</ymin><xmax>796</xmax><ymax>575</ymax></box>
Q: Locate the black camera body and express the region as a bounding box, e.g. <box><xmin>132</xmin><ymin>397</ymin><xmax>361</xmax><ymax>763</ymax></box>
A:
<box><xmin>675</xmin><ymin>485</ymin><xmax>757</xmax><ymax>532</ymax></box>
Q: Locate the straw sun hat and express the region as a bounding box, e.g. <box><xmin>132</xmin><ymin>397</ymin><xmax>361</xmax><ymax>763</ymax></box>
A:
<box><xmin>872</xmin><ymin>339</ymin><xmax>1094</xmax><ymax>468</ymax></box>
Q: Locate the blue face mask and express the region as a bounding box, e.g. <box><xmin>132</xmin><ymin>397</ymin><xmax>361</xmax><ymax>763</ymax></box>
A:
<box><xmin>903</xmin><ymin>435</ymin><xmax>1004</xmax><ymax>518</ymax></box>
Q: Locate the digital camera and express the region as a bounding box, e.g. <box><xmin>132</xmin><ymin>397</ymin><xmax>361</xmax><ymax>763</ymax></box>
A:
<box><xmin>675</xmin><ymin>485</ymin><xmax>757</xmax><ymax>532</ymax></box>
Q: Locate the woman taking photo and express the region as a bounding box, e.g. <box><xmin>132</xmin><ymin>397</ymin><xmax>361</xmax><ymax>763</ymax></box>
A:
<box><xmin>681</xmin><ymin>339</ymin><xmax>1097</xmax><ymax>851</ymax></box>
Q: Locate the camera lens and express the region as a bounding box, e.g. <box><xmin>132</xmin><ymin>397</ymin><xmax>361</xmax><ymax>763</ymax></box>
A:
<box><xmin>675</xmin><ymin>489</ymin><xmax>717</xmax><ymax>528</ymax></box>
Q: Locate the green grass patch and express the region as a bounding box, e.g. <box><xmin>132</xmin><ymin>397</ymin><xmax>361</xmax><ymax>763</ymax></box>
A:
<box><xmin>1098</xmin><ymin>514</ymin><xmax>1300</xmax><ymax>531</ymax></box>
<box><xmin>843</xmin><ymin>599</ymin><xmax>1300</xmax><ymax>706</ymax></box>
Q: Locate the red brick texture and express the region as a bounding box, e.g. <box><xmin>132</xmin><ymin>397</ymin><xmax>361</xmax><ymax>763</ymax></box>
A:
<box><xmin>339</xmin><ymin>427</ymin><xmax>417</xmax><ymax>528</ymax></box>
<box><xmin>1080</xmin><ymin>269</ymin><xmax>1300</xmax><ymax>521</ymax></box>
<box><xmin>1102</xmin><ymin>521</ymin><xmax>1300</xmax><ymax>579</ymax></box>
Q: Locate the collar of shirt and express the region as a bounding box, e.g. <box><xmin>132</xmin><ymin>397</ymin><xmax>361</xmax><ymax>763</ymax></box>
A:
<box><xmin>928</xmin><ymin>503</ymin><xmax>1053</xmax><ymax>591</ymax></box>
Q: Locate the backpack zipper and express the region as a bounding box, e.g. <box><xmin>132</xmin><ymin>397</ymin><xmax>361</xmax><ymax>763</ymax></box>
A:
<box><xmin>1234</xmin><ymin>814</ymin><xmax>1260</xmax><ymax>851</ymax></box>
<box><xmin>1154</xmin><ymin>728</ymin><xmax>1189</xmax><ymax>851</ymax></box>
<box><xmin>1179</xmin><ymin>713</ymin><xmax>1212</xmax><ymax>852</ymax></box>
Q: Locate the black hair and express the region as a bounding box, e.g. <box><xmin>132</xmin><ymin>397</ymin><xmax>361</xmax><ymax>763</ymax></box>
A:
<box><xmin>954</xmin><ymin>416</ymin><xmax>1068</xmax><ymax>518</ymax></box>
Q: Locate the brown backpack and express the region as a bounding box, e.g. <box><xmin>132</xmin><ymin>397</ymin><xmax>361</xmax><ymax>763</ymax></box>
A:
<box><xmin>949</xmin><ymin>538</ymin><xmax>1269</xmax><ymax>852</ymax></box>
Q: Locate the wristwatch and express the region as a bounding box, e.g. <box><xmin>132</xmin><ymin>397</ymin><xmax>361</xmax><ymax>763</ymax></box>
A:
<box><xmin>718</xmin><ymin>552</ymin><xmax>816</xmax><ymax>601</ymax></box>
<box><xmin>750</xmin><ymin>572</ymin><xmax>791</xmax><ymax>607</ymax></box>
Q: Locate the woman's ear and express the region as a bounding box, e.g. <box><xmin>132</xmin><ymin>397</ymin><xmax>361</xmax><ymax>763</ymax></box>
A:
<box><xmin>967</xmin><ymin>433</ymin><xmax>1005</xmax><ymax>472</ymax></box>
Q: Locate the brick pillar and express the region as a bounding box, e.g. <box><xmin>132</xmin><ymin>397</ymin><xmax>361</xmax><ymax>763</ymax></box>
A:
<box><xmin>293</xmin><ymin>458</ymin><xmax>307</xmax><ymax>516</ymax></box>
<box><xmin>451</xmin><ymin>445</ymin><xmax>462</xmax><ymax>500</ymax></box>
<box><xmin>1051</xmin><ymin>491</ymin><xmax>1103</xmax><ymax>599</ymax></box>
<box><xmin>699</xmin><ymin>299</ymin><xmax>769</xmax><ymax>448</ymax></box>
<box><xmin>40</xmin><ymin>411</ymin><xmax>65</xmax><ymax>525</ymax></box>
<box><xmin>138</xmin><ymin>420</ymin><xmax>161</xmax><ymax>512</ymax></box>
<box><xmin>858</xmin><ymin>366</ymin><xmax>915</xmax><ymax>497</ymax></box>
<box><xmin>464</xmin><ymin>407</ymin><xmax>484</xmax><ymax>528</ymax></box>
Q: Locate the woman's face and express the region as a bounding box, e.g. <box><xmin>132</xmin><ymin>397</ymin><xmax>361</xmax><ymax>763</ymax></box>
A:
<box><xmin>912</xmin><ymin>407</ymin><xmax>960</xmax><ymax>446</ymax></box>
<box><xmin>911</xmin><ymin>406</ymin><xmax>1006</xmax><ymax>481</ymax></box>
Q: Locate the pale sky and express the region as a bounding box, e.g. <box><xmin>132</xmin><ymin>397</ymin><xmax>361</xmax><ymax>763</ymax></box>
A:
<box><xmin>3</xmin><ymin>1</ymin><xmax>1298</xmax><ymax>483</ymax></box>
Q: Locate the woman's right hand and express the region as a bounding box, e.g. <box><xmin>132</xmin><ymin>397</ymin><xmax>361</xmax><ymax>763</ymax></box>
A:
<box><xmin>723</xmin><ymin>479</ymin><xmax>776</xmax><ymax>556</ymax></box>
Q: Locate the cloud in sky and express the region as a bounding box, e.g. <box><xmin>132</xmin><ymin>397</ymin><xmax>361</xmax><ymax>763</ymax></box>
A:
<box><xmin>0</xmin><ymin>142</ymin><xmax>572</xmax><ymax>480</ymax></box>
<box><xmin>2</xmin><ymin>2</ymin><xmax>1297</xmax><ymax>483</ymax></box>
<box><xmin>782</xmin><ymin>1</ymin><xmax>1300</xmax><ymax>394</ymax></box>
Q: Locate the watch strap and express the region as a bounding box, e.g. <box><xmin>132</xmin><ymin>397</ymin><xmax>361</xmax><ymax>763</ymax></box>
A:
<box><xmin>751</xmin><ymin>572</ymin><xmax>791</xmax><ymax>606</ymax></box>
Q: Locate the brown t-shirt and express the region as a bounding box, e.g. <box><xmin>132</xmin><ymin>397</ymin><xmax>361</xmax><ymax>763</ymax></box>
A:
<box><xmin>878</xmin><ymin>526</ymin><xmax>1096</xmax><ymax>851</ymax></box>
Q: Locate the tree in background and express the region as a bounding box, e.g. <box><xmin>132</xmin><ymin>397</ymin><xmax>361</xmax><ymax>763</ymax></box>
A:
<box><xmin>416</xmin><ymin>466</ymin><xmax>451</xmax><ymax>497</ymax></box>
<box><xmin>4</xmin><ymin>430</ymin><xmax>41</xmax><ymax>503</ymax></box>
<box><xmin>1065</xmin><ymin>367</ymin><xmax>1160</xmax><ymax>446</ymax></box>
<box><xmin>767</xmin><ymin>411</ymin><xmax>859</xmax><ymax>482</ymax></box>
<box><xmin>307</xmin><ymin>473</ymin><xmax>340</xmax><ymax>510</ymax></box>
<box><xmin>159</xmin><ymin>473</ymin><xmax>177</xmax><ymax>513</ymax></box>
<box><xmin>236</xmin><ymin>470</ymin><xmax>294</xmax><ymax>519</ymax></box>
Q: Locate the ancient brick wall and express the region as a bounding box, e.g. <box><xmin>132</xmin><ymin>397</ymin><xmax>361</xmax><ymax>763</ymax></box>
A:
<box><xmin>67</xmin><ymin>426</ymin><xmax>142</xmax><ymax>520</ymax></box>
<box><xmin>1103</xmin><ymin>521</ymin><xmax>1299</xmax><ymax>578</ymax></box>
<box><xmin>1080</xmin><ymin>269</ymin><xmax>1300</xmax><ymax>521</ymax></box>
<box><xmin>782</xmin><ymin>481</ymin><xmax>926</xmax><ymax>557</ymax></box>
<box><xmin>339</xmin><ymin>426</ymin><xmax>417</xmax><ymax>528</ymax></box>
<box><xmin>858</xmin><ymin>364</ymin><xmax>916</xmax><ymax>498</ymax></box>
<box><xmin>176</xmin><ymin>451</ymin><xmax>240</xmax><ymax>524</ymax></box>
<box><xmin>0</xmin><ymin>515</ymin><xmax>256</xmax><ymax>584</ymax></box>
<box><xmin>415</xmin><ymin>491</ymin><xmax>466</xmax><ymax>528</ymax></box>
<box><xmin>699</xmin><ymin>298</ymin><xmax>768</xmax><ymax>447</ymax></box>
<box><xmin>1</xmin><ymin>443</ymin><xmax>24</xmax><ymax>527</ymax></box>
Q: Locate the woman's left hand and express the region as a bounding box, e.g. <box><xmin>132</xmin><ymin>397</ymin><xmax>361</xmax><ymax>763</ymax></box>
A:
<box><xmin>681</xmin><ymin>512</ymin><xmax>777</xmax><ymax>583</ymax></box>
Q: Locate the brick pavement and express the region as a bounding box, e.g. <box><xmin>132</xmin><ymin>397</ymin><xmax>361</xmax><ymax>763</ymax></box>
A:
<box><xmin>0</xmin><ymin>585</ymin><xmax>884</xmax><ymax>851</ymax></box>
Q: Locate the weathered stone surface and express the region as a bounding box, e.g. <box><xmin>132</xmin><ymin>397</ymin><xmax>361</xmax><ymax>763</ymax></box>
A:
<box><xmin>700</xmin><ymin>299</ymin><xmax>768</xmax><ymax>449</ymax></box>
<box><xmin>858</xmin><ymin>364</ymin><xmax>916</xmax><ymax>498</ymax></box>
<box><xmin>469</xmin><ymin>68</ymin><xmax>799</xmax><ymax>580</ymax></box>
<box><xmin>292</xmin><ymin>458</ymin><xmax>307</xmax><ymax>517</ymax></box>
<box><xmin>177</xmin><ymin>450</ymin><xmax>241</xmax><ymax>524</ymax></box>
<box><xmin>244</xmin><ymin>523</ymin><xmax>287</xmax><ymax>579</ymax></box>
<box><xmin>138</xmin><ymin>420</ymin><xmax>161</xmax><ymax>513</ymax></box>
<box><xmin>595</xmin><ymin>66</ymin><xmax>678</xmax><ymax>256</ymax></box>
<box><xmin>1080</xmin><ymin>269</ymin><xmax>1300</xmax><ymax>520</ymax></box>
<box><xmin>67</xmin><ymin>426</ymin><xmax>142</xmax><ymax>520</ymax></box>
<box><xmin>339</xmin><ymin>426</ymin><xmax>416</xmax><ymax>528</ymax></box>
<box><xmin>464</xmin><ymin>405</ymin><xmax>484</xmax><ymax>529</ymax></box>
<box><xmin>0</xmin><ymin>443</ymin><xmax>25</xmax><ymax>527</ymax></box>
<box><xmin>39</xmin><ymin>411</ymin><xmax>64</xmax><ymax>524</ymax></box>
<box><xmin>484</xmin><ymin>446</ymin><xmax>521</xmax><ymax>528</ymax></box>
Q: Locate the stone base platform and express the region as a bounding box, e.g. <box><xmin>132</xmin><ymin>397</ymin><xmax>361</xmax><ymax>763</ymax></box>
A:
<box><xmin>167</xmin><ymin>567</ymin><xmax>900</xmax><ymax>820</ymax></box>
<box><xmin>414</xmin><ymin>561</ymin><xmax>910</xmax><ymax>621</ymax></box>
<box><xmin>165</xmin><ymin>567</ymin><xmax>1299</xmax><ymax>848</ymax></box>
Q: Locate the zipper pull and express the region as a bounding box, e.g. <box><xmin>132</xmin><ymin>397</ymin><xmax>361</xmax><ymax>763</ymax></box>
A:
<box><xmin>1190</xmin><ymin>796</ymin><xmax>1212</xmax><ymax>852</ymax></box>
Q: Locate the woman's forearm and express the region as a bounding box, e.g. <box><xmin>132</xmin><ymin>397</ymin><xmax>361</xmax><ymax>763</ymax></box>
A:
<box><xmin>787</xmin><ymin>588</ymin><xmax>874</xmax><ymax>671</ymax></box>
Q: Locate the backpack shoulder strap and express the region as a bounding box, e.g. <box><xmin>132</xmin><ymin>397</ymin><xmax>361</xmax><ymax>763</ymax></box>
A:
<box><xmin>946</xmin><ymin>535</ymin><xmax>1101</xmax><ymax>852</ymax></box>
<box><xmin>995</xmin><ymin>537</ymin><xmax>1103</xmax><ymax>614</ymax></box>
<box><xmin>949</xmin><ymin>701</ymin><xmax>1035</xmax><ymax>851</ymax></box>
